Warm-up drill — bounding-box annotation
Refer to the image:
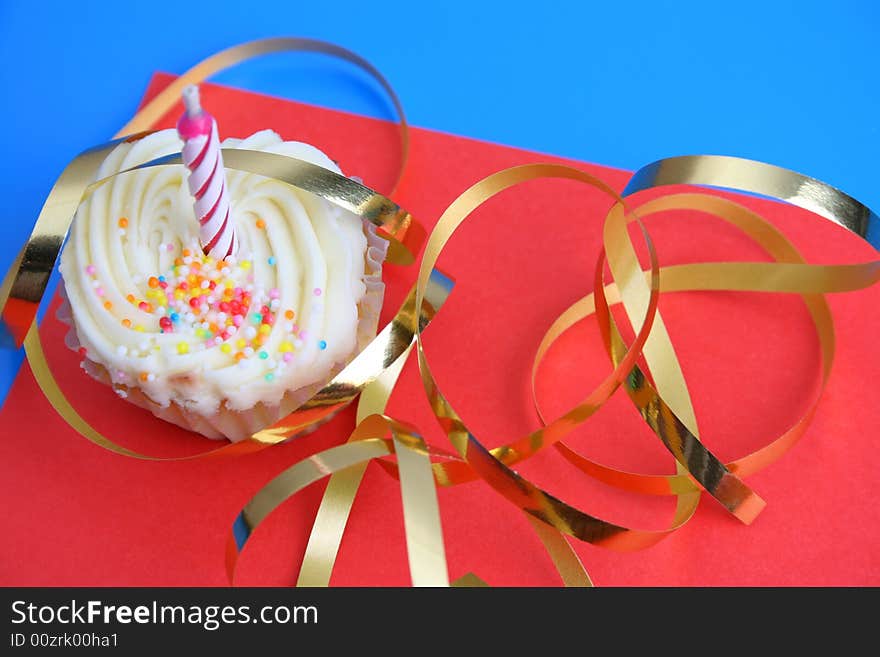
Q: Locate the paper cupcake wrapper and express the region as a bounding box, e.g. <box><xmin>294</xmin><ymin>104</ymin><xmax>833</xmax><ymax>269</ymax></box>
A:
<box><xmin>58</xmin><ymin>220</ymin><xmax>389</xmax><ymax>441</ymax></box>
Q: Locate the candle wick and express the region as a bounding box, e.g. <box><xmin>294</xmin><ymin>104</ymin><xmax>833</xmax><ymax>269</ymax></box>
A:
<box><xmin>182</xmin><ymin>85</ymin><xmax>202</xmax><ymax>117</ymax></box>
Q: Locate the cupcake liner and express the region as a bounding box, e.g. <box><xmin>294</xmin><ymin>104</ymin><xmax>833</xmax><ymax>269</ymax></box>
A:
<box><xmin>58</xmin><ymin>220</ymin><xmax>389</xmax><ymax>442</ymax></box>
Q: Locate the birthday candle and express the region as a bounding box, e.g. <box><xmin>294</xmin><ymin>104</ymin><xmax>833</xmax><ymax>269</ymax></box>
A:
<box><xmin>177</xmin><ymin>85</ymin><xmax>237</xmax><ymax>259</ymax></box>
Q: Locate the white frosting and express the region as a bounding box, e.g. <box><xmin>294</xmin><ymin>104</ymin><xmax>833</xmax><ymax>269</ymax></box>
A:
<box><xmin>59</xmin><ymin>129</ymin><xmax>370</xmax><ymax>415</ymax></box>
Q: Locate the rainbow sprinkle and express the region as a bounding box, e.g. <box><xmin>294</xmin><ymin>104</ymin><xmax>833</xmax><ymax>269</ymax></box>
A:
<box><xmin>81</xmin><ymin>229</ymin><xmax>335</xmax><ymax>384</ymax></box>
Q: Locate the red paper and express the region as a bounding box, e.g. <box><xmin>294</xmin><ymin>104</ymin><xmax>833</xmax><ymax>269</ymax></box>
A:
<box><xmin>1</xmin><ymin>73</ymin><xmax>878</xmax><ymax>586</ymax></box>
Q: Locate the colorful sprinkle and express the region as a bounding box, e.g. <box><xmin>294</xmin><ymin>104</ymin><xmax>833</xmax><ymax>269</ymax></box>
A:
<box><xmin>313</xmin><ymin>288</ymin><xmax>322</xmax><ymax>296</ymax></box>
<box><xmin>255</xmin><ymin>219</ymin><xmax>266</xmax><ymax>229</ymax></box>
<box><xmin>264</xmin><ymin>372</ymin><xmax>275</xmax><ymax>382</ymax></box>
<box><xmin>318</xmin><ymin>340</ymin><xmax>327</xmax><ymax>350</ymax></box>
<box><xmin>85</xmin><ymin>264</ymin><xmax>96</xmax><ymax>276</ymax></box>
<box><xmin>103</xmin><ymin>300</ymin><xmax>113</xmax><ymax>310</ymax></box>
<box><xmin>118</xmin><ymin>217</ymin><xmax>129</xmax><ymax>228</ymax></box>
<box><xmin>98</xmin><ymin>249</ymin><xmax>298</xmax><ymax>365</ymax></box>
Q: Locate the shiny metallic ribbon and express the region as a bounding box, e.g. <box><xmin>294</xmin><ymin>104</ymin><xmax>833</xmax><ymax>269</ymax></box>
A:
<box><xmin>3</xmin><ymin>38</ymin><xmax>879</xmax><ymax>587</ymax></box>
<box><xmin>229</xmin><ymin>162</ymin><xmax>878</xmax><ymax>586</ymax></box>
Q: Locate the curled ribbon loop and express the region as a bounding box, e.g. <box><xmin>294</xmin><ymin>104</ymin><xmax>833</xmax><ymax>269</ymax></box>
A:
<box><xmin>547</xmin><ymin>156</ymin><xmax>880</xmax><ymax>500</ymax></box>
<box><xmin>547</xmin><ymin>193</ymin><xmax>876</xmax><ymax>495</ymax></box>
<box><xmin>410</xmin><ymin>165</ymin><xmax>738</xmax><ymax>548</ymax></box>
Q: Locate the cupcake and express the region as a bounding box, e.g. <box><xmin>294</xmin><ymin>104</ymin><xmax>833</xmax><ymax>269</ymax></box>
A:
<box><xmin>57</xmin><ymin>127</ymin><xmax>387</xmax><ymax>441</ymax></box>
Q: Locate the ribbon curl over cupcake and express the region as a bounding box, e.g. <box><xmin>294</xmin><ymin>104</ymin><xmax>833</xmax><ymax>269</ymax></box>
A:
<box><xmin>2</xmin><ymin>38</ymin><xmax>880</xmax><ymax>587</ymax></box>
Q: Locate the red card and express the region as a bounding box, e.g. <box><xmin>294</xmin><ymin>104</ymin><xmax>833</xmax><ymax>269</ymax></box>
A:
<box><xmin>2</xmin><ymin>73</ymin><xmax>878</xmax><ymax>586</ymax></box>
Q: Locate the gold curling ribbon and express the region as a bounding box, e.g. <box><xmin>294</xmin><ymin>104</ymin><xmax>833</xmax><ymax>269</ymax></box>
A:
<box><xmin>541</xmin><ymin>153</ymin><xmax>880</xmax><ymax>499</ymax></box>
<box><xmin>3</xmin><ymin>38</ymin><xmax>880</xmax><ymax>586</ymax></box>
<box><xmin>229</xmin><ymin>162</ymin><xmax>878</xmax><ymax>586</ymax></box>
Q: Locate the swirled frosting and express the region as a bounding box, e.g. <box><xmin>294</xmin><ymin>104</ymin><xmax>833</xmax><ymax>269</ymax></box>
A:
<box><xmin>59</xmin><ymin>129</ymin><xmax>375</xmax><ymax>418</ymax></box>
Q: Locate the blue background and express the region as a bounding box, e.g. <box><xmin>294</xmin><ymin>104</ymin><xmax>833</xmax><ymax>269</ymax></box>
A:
<box><xmin>0</xmin><ymin>0</ymin><xmax>877</xmax><ymax>399</ymax></box>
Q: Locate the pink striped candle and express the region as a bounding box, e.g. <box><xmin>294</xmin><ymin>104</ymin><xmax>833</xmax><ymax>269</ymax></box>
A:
<box><xmin>177</xmin><ymin>85</ymin><xmax>237</xmax><ymax>259</ymax></box>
